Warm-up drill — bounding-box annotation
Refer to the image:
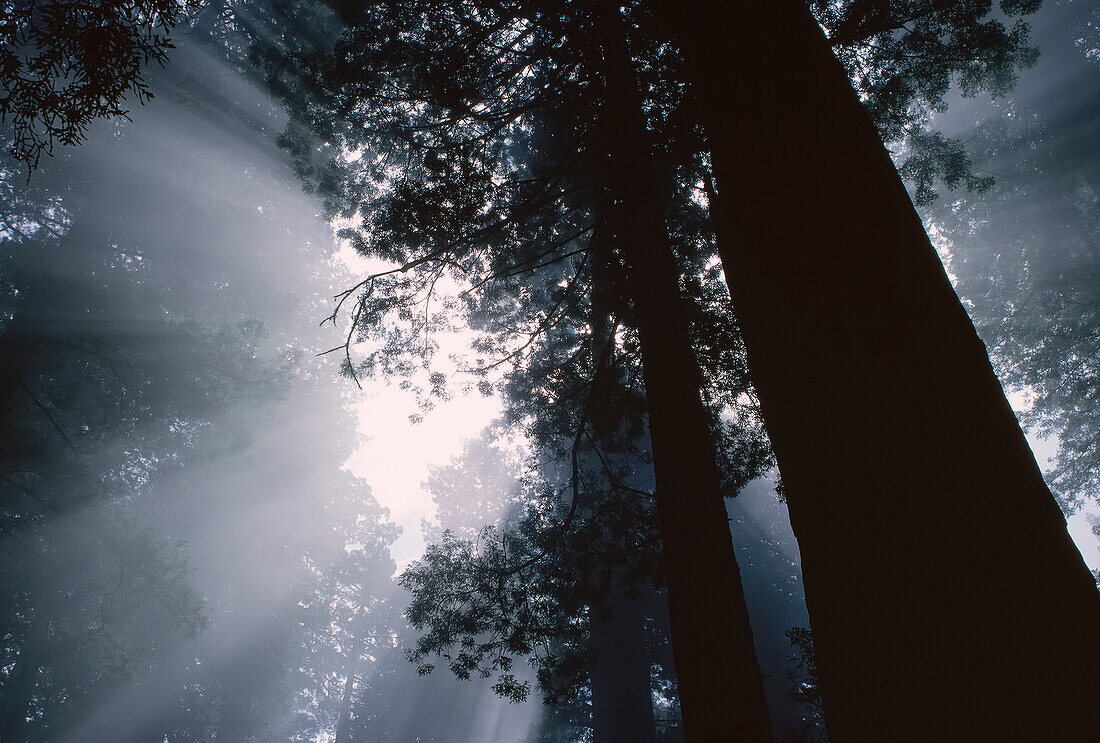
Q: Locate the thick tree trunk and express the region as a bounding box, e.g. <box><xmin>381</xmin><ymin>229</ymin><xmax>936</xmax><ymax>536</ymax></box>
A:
<box><xmin>594</xmin><ymin>3</ymin><xmax>774</xmax><ymax>740</ymax></box>
<box><xmin>670</xmin><ymin>1</ymin><xmax>1100</xmax><ymax>740</ymax></box>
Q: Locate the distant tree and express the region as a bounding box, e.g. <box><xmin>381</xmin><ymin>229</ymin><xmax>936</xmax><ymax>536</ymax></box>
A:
<box><xmin>420</xmin><ymin>430</ymin><xmax>528</xmax><ymax>544</ymax></box>
<box><xmin>0</xmin><ymin>505</ymin><xmax>206</xmax><ymax>742</ymax></box>
<box><xmin>0</xmin><ymin>311</ymin><xmax>290</xmax><ymax>741</ymax></box>
<box><xmin>75</xmin><ymin>382</ymin><xmax>402</xmax><ymax>743</ymax></box>
<box><xmin>402</xmin><ymin>429</ymin><xmax>666</xmax><ymax>736</ymax></box>
<box><xmin>0</xmin><ymin>133</ymin><xmax>296</xmax><ymax>742</ymax></box>
<box><xmin>0</xmin><ymin>9</ymin><xmax>414</xmax><ymax>742</ymax></box>
<box><xmin>299</xmin><ymin>491</ymin><xmax>401</xmax><ymax>743</ymax></box>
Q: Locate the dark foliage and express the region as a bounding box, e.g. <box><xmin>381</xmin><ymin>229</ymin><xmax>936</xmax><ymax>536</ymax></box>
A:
<box><xmin>0</xmin><ymin>0</ymin><xmax>188</xmax><ymax>168</ymax></box>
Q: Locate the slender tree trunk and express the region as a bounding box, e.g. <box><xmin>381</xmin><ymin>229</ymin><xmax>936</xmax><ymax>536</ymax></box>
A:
<box><xmin>588</xmin><ymin>581</ymin><xmax>656</xmax><ymax>743</ymax></box>
<box><xmin>585</xmin><ymin>280</ymin><xmax>658</xmax><ymax>743</ymax></box>
<box><xmin>333</xmin><ymin>632</ymin><xmax>364</xmax><ymax>743</ymax></box>
<box><xmin>593</xmin><ymin>3</ymin><xmax>773</xmax><ymax>740</ymax></box>
<box><xmin>670</xmin><ymin>1</ymin><xmax>1100</xmax><ymax>740</ymax></box>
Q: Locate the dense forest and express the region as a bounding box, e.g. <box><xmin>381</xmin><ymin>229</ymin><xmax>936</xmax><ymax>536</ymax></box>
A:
<box><xmin>1</xmin><ymin>1</ymin><xmax>1098</xmax><ymax>741</ymax></box>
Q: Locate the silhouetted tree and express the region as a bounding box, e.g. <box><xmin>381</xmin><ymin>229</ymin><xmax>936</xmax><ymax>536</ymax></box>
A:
<box><xmin>670</xmin><ymin>0</ymin><xmax>1100</xmax><ymax>739</ymax></box>
<box><xmin>250</xmin><ymin>1</ymin><xmax>777</xmax><ymax>738</ymax></box>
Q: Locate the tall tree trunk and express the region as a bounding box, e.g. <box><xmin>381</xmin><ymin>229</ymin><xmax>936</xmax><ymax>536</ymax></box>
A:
<box><xmin>585</xmin><ymin>274</ymin><xmax>657</xmax><ymax>743</ymax></box>
<box><xmin>669</xmin><ymin>1</ymin><xmax>1100</xmax><ymax>740</ymax></box>
<box><xmin>593</xmin><ymin>3</ymin><xmax>774</xmax><ymax>740</ymax></box>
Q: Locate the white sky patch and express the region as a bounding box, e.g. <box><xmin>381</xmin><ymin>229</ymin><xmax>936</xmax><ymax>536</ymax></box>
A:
<box><xmin>1029</xmin><ymin>424</ymin><xmax>1100</xmax><ymax>570</ymax></box>
<box><xmin>333</xmin><ymin>230</ymin><xmax>505</xmax><ymax>569</ymax></box>
<box><xmin>345</xmin><ymin>381</ymin><xmax>500</xmax><ymax>569</ymax></box>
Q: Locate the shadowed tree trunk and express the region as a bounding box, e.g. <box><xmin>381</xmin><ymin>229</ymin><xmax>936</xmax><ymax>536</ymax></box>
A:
<box><xmin>585</xmin><ymin>262</ymin><xmax>657</xmax><ymax>743</ymax></box>
<box><xmin>593</xmin><ymin>2</ymin><xmax>773</xmax><ymax>740</ymax></box>
<box><xmin>670</xmin><ymin>0</ymin><xmax>1100</xmax><ymax>740</ymax></box>
<box><xmin>588</xmin><ymin>581</ymin><xmax>656</xmax><ymax>743</ymax></box>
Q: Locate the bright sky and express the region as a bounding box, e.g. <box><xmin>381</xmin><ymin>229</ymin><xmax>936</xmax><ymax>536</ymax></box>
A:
<box><xmin>333</xmin><ymin>241</ymin><xmax>504</xmax><ymax>568</ymax></box>
<box><xmin>346</xmin><ymin>381</ymin><xmax>500</xmax><ymax>568</ymax></box>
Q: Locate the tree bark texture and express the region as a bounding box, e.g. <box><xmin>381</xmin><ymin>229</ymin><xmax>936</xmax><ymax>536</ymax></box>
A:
<box><xmin>669</xmin><ymin>1</ymin><xmax>1100</xmax><ymax>739</ymax></box>
<box><xmin>594</xmin><ymin>3</ymin><xmax>774</xmax><ymax>740</ymax></box>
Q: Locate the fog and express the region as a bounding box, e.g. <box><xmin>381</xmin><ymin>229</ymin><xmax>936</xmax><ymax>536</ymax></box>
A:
<box><xmin>1</xmin><ymin>35</ymin><xmax>537</xmax><ymax>743</ymax></box>
<box><xmin>2</xmin><ymin>2</ymin><xmax>1098</xmax><ymax>741</ymax></box>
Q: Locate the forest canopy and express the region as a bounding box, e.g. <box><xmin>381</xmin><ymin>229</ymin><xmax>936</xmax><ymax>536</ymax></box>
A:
<box><xmin>0</xmin><ymin>1</ymin><xmax>1098</xmax><ymax>742</ymax></box>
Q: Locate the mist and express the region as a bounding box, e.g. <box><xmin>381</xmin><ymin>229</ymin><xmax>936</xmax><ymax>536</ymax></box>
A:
<box><xmin>2</xmin><ymin>1</ymin><xmax>1098</xmax><ymax>742</ymax></box>
<box><xmin>1</xmin><ymin>32</ymin><xmax>537</xmax><ymax>743</ymax></box>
